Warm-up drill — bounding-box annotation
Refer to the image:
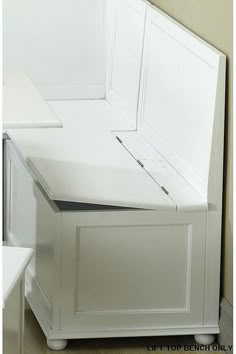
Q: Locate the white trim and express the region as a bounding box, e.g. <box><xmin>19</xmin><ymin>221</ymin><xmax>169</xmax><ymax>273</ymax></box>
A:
<box><xmin>37</xmin><ymin>85</ymin><xmax>106</xmax><ymax>100</ymax></box>
<box><xmin>46</xmin><ymin>325</ymin><xmax>220</xmax><ymax>340</ymax></box>
<box><xmin>218</xmin><ymin>298</ymin><xmax>233</xmax><ymax>351</ymax></box>
<box><xmin>203</xmin><ymin>56</ymin><xmax>226</xmax><ymax>325</ymax></box>
<box><xmin>24</xmin><ymin>304</ymin><xmax>220</xmax><ymax>341</ymax></box>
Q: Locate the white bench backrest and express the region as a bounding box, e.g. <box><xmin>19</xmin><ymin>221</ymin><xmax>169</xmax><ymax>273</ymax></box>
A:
<box><xmin>106</xmin><ymin>0</ymin><xmax>147</xmax><ymax>129</ymax></box>
<box><xmin>107</xmin><ymin>1</ymin><xmax>226</xmax><ymax>203</ymax></box>
<box><xmin>138</xmin><ymin>6</ymin><xmax>226</xmax><ymax>201</ymax></box>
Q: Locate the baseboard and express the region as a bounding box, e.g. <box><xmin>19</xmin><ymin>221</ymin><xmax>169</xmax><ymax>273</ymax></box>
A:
<box><xmin>37</xmin><ymin>84</ymin><xmax>105</xmax><ymax>100</ymax></box>
<box><xmin>218</xmin><ymin>298</ymin><xmax>233</xmax><ymax>352</ymax></box>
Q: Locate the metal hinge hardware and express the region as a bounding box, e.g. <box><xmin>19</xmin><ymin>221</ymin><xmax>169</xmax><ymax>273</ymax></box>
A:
<box><xmin>161</xmin><ymin>186</ymin><xmax>169</xmax><ymax>195</ymax></box>
<box><xmin>116</xmin><ymin>136</ymin><xmax>123</xmax><ymax>144</ymax></box>
<box><xmin>137</xmin><ymin>159</ymin><xmax>144</xmax><ymax>168</ymax></box>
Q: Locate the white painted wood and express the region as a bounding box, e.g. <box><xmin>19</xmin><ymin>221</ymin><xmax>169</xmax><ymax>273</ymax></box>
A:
<box><xmin>48</xmin><ymin>100</ymin><xmax>134</xmax><ymax>132</ymax></box>
<box><xmin>138</xmin><ymin>5</ymin><xmax>226</xmax><ymax>201</ymax></box>
<box><xmin>115</xmin><ymin>131</ymin><xmax>207</xmax><ymax>211</ymax></box>
<box><xmin>76</xmin><ymin>227</ymin><xmax>190</xmax><ymax>311</ymax></box>
<box><xmin>4</xmin><ymin>0</ymin><xmax>226</xmax><ymax>346</ymax></box>
<box><xmin>46</xmin><ymin>339</ymin><xmax>68</xmax><ymax>351</ymax></box>
<box><xmin>106</xmin><ymin>0</ymin><xmax>147</xmax><ymax>128</ymax></box>
<box><xmin>5</xmin><ymin>141</ymin><xmax>60</xmax><ymax>326</ymax></box>
<box><xmin>5</xmin><ymin>140</ymin><xmax>218</xmax><ymax>342</ymax></box>
<box><xmin>3</xmin><ymin>69</ymin><xmax>62</xmax><ymax>129</ymax></box>
<box><xmin>37</xmin><ymin>85</ymin><xmax>106</xmax><ymax>101</ymax></box>
<box><xmin>60</xmin><ymin>210</ymin><xmax>206</xmax><ymax>330</ymax></box>
<box><xmin>7</xmin><ymin>124</ymin><xmax>175</xmax><ymax>210</ymax></box>
<box><xmin>3</xmin><ymin>0</ymin><xmax>106</xmax><ymax>100</ymax></box>
<box><xmin>203</xmin><ymin>57</ymin><xmax>226</xmax><ymax>325</ymax></box>
<box><xmin>105</xmin><ymin>0</ymin><xmax>116</xmax><ymax>69</ymax></box>
<box><xmin>3</xmin><ymin>246</ymin><xmax>33</xmax><ymax>307</ymax></box>
<box><xmin>194</xmin><ymin>335</ymin><xmax>215</xmax><ymax>345</ymax></box>
<box><xmin>46</xmin><ymin>326</ymin><xmax>219</xmax><ymax>340</ymax></box>
<box><xmin>3</xmin><ymin>246</ymin><xmax>33</xmax><ymax>354</ymax></box>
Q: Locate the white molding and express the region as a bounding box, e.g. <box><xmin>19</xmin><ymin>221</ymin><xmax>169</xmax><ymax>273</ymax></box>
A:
<box><xmin>45</xmin><ymin>325</ymin><xmax>220</xmax><ymax>340</ymax></box>
<box><xmin>24</xmin><ymin>304</ymin><xmax>220</xmax><ymax>341</ymax></box>
<box><xmin>218</xmin><ymin>298</ymin><xmax>233</xmax><ymax>351</ymax></box>
<box><xmin>37</xmin><ymin>85</ymin><xmax>105</xmax><ymax>100</ymax></box>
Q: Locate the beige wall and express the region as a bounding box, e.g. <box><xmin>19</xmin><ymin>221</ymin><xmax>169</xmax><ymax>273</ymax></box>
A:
<box><xmin>149</xmin><ymin>0</ymin><xmax>233</xmax><ymax>305</ymax></box>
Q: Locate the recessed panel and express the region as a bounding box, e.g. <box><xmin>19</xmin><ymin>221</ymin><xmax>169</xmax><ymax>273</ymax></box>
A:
<box><xmin>139</xmin><ymin>7</ymin><xmax>222</xmax><ymax>199</ymax></box>
<box><xmin>75</xmin><ymin>225</ymin><xmax>191</xmax><ymax>313</ymax></box>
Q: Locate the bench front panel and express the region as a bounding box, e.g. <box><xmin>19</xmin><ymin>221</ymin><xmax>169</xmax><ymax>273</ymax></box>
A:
<box><xmin>60</xmin><ymin>210</ymin><xmax>206</xmax><ymax>331</ymax></box>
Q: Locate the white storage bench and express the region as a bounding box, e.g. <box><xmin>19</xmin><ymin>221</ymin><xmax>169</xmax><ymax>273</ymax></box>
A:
<box><xmin>5</xmin><ymin>0</ymin><xmax>226</xmax><ymax>350</ymax></box>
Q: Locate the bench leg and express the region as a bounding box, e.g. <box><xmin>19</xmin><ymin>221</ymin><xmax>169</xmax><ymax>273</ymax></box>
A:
<box><xmin>46</xmin><ymin>339</ymin><xmax>68</xmax><ymax>351</ymax></box>
<box><xmin>194</xmin><ymin>334</ymin><xmax>215</xmax><ymax>345</ymax></box>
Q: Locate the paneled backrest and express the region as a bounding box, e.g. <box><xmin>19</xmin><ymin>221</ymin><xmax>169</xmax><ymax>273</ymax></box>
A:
<box><xmin>138</xmin><ymin>5</ymin><xmax>226</xmax><ymax>202</ymax></box>
<box><xmin>106</xmin><ymin>0</ymin><xmax>147</xmax><ymax>129</ymax></box>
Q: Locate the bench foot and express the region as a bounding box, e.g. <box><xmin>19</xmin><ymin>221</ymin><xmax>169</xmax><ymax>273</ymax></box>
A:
<box><xmin>46</xmin><ymin>339</ymin><xmax>68</xmax><ymax>351</ymax></box>
<box><xmin>194</xmin><ymin>334</ymin><xmax>215</xmax><ymax>345</ymax></box>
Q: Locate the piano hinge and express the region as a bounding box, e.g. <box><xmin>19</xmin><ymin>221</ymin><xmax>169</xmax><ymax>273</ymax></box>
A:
<box><xmin>116</xmin><ymin>136</ymin><xmax>123</xmax><ymax>144</ymax></box>
<box><xmin>137</xmin><ymin>159</ymin><xmax>144</xmax><ymax>168</ymax></box>
<box><xmin>161</xmin><ymin>186</ymin><xmax>169</xmax><ymax>195</ymax></box>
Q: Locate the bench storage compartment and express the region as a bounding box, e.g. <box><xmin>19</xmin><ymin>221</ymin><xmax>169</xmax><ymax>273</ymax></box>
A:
<box><xmin>6</xmin><ymin>139</ymin><xmax>207</xmax><ymax>337</ymax></box>
<box><xmin>5</xmin><ymin>0</ymin><xmax>226</xmax><ymax>349</ymax></box>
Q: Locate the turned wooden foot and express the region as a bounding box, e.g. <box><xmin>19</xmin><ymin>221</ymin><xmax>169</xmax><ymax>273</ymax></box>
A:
<box><xmin>194</xmin><ymin>334</ymin><xmax>215</xmax><ymax>345</ymax></box>
<box><xmin>46</xmin><ymin>339</ymin><xmax>68</xmax><ymax>351</ymax></box>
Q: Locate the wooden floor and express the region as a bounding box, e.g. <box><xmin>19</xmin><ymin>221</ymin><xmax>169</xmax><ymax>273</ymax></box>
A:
<box><xmin>24</xmin><ymin>310</ymin><xmax>223</xmax><ymax>354</ymax></box>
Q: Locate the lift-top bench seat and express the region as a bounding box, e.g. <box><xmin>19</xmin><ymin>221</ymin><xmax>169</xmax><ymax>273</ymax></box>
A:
<box><xmin>8</xmin><ymin>99</ymin><xmax>207</xmax><ymax>211</ymax></box>
<box><xmin>5</xmin><ymin>0</ymin><xmax>226</xmax><ymax>350</ymax></box>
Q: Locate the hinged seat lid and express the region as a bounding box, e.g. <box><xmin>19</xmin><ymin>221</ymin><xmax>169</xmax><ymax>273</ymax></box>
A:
<box><xmin>114</xmin><ymin>131</ymin><xmax>208</xmax><ymax>211</ymax></box>
<box><xmin>8</xmin><ymin>102</ymin><xmax>176</xmax><ymax>210</ymax></box>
